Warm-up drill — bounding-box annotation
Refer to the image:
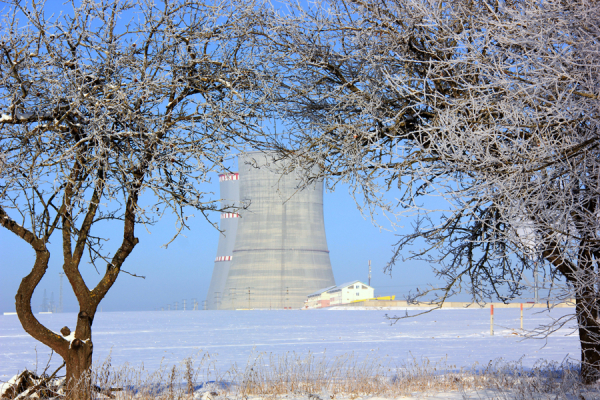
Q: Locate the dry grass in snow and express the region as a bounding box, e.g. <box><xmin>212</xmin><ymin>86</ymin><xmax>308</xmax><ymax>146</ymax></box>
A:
<box><xmin>85</xmin><ymin>352</ymin><xmax>600</xmax><ymax>400</ymax></box>
<box><xmin>3</xmin><ymin>351</ymin><xmax>599</xmax><ymax>399</ymax></box>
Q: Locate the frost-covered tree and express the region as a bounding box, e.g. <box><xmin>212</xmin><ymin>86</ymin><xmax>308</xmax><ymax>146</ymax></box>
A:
<box><xmin>0</xmin><ymin>0</ymin><xmax>267</xmax><ymax>397</ymax></box>
<box><xmin>260</xmin><ymin>0</ymin><xmax>600</xmax><ymax>381</ymax></box>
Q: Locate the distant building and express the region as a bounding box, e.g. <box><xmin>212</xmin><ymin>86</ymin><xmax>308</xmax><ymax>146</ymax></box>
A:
<box><xmin>305</xmin><ymin>285</ymin><xmax>336</xmax><ymax>309</ymax></box>
<box><xmin>304</xmin><ymin>281</ymin><xmax>374</xmax><ymax>309</ymax></box>
<box><xmin>206</xmin><ymin>152</ymin><xmax>336</xmax><ymax>310</ymax></box>
<box><xmin>205</xmin><ymin>172</ymin><xmax>240</xmax><ymax>310</ymax></box>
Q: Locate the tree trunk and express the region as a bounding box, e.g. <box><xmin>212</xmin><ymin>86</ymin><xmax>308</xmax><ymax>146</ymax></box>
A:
<box><xmin>63</xmin><ymin>311</ymin><xmax>94</xmax><ymax>400</ymax></box>
<box><xmin>545</xmin><ymin>242</ymin><xmax>600</xmax><ymax>383</ymax></box>
<box><xmin>64</xmin><ymin>340</ymin><xmax>94</xmax><ymax>400</ymax></box>
<box><xmin>577</xmin><ymin>291</ymin><xmax>600</xmax><ymax>383</ymax></box>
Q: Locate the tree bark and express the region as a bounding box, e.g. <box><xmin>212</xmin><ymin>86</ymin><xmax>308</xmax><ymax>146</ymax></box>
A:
<box><xmin>543</xmin><ymin>242</ymin><xmax>600</xmax><ymax>383</ymax></box>
<box><xmin>574</xmin><ymin>245</ymin><xmax>600</xmax><ymax>383</ymax></box>
<box><xmin>61</xmin><ymin>311</ymin><xmax>94</xmax><ymax>400</ymax></box>
<box><xmin>577</xmin><ymin>289</ymin><xmax>600</xmax><ymax>384</ymax></box>
<box><xmin>64</xmin><ymin>340</ymin><xmax>94</xmax><ymax>400</ymax></box>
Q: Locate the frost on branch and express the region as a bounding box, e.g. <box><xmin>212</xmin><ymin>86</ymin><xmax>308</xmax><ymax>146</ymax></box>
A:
<box><xmin>0</xmin><ymin>0</ymin><xmax>270</xmax><ymax>398</ymax></box>
<box><xmin>258</xmin><ymin>0</ymin><xmax>600</xmax><ymax>381</ymax></box>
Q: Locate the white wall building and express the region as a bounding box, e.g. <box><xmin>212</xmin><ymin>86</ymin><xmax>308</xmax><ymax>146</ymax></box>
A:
<box><xmin>305</xmin><ymin>286</ymin><xmax>336</xmax><ymax>309</ymax></box>
<box><xmin>304</xmin><ymin>281</ymin><xmax>374</xmax><ymax>309</ymax></box>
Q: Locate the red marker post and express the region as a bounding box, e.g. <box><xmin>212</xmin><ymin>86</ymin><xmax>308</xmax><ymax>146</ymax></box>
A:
<box><xmin>490</xmin><ymin>304</ymin><xmax>494</xmax><ymax>336</ymax></box>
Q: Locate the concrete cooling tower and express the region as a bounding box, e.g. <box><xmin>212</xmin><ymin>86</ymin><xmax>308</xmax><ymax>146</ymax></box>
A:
<box><xmin>206</xmin><ymin>152</ymin><xmax>335</xmax><ymax>310</ymax></box>
<box><xmin>205</xmin><ymin>172</ymin><xmax>240</xmax><ymax>310</ymax></box>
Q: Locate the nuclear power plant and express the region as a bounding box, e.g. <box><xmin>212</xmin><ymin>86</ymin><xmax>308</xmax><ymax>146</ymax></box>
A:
<box><xmin>205</xmin><ymin>152</ymin><xmax>336</xmax><ymax>309</ymax></box>
<box><xmin>205</xmin><ymin>171</ymin><xmax>240</xmax><ymax>310</ymax></box>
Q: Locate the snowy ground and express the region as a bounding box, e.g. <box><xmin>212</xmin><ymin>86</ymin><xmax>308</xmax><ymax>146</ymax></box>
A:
<box><xmin>0</xmin><ymin>307</ymin><xmax>579</xmax><ymax>381</ymax></box>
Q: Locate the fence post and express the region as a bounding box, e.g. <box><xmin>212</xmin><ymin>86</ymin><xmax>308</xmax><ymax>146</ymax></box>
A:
<box><xmin>490</xmin><ymin>304</ymin><xmax>494</xmax><ymax>336</ymax></box>
<box><xmin>520</xmin><ymin>303</ymin><xmax>523</xmax><ymax>330</ymax></box>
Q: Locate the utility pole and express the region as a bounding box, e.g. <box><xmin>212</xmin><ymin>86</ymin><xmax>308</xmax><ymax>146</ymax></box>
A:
<box><xmin>214</xmin><ymin>292</ymin><xmax>221</xmax><ymax>309</ymax></box>
<box><xmin>368</xmin><ymin>260</ymin><xmax>371</xmax><ymax>286</ymax></box>
<box><xmin>230</xmin><ymin>288</ymin><xmax>236</xmax><ymax>304</ymax></box>
<box><xmin>183</xmin><ymin>299</ymin><xmax>187</xmax><ymax>311</ymax></box>
<box><xmin>58</xmin><ymin>272</ymin><xmax>64</xmax><ymax>313</ymax></box>
<box><xmin>49</xmin><ymin>292</ymin><xmax>55</xmax><ymax>313</ymax></box>
<box><xmin>41</xmin><ymin>289</ymin><xmax>48</xmax><ymax>312</ymax></box>
<box><xmin>247</xmin><ymin>287</ymin><xmax>252</xmax><ymax>309</ymax></box>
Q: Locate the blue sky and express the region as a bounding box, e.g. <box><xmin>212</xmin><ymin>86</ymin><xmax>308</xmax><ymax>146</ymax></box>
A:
<box><xmin>0</xmin><ymin>0</ymin><xmax>547</xmax><ymax>314</ymax></box>
<box><xmin>0</xmin><ymin>150</ymin><xmax>547</xmax><ymax>313</ymax></box>
<box><xmin>0</xmin><ymin>171</ymin><xmax>442</xmax><ymax>313</ymax></box>
<box><xmin>0</xmin><ymin>0</ymin><xmax>442</xmax><ymax>313</ymax></box>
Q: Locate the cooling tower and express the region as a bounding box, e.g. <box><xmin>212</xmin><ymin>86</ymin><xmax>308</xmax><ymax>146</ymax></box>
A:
<box><xmin>205</xmin><ymin>172</ymin><xmax>239</xmax><ymax>310</ymax></box>
<box><xmin>219</xmin><ymin>152</ymin><xmax>335</xmax><ymax>309</ymax></box>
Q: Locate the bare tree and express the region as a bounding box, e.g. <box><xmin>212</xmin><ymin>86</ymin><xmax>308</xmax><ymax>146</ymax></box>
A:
<box><xmin>0</xmin><ymin>0</ymin><xmax>267</xmax><ymax>397</ymax></box>
<box><xmin>259</xmin><ymin>0</ymin><xmax>600</xmax><ymax>382</ymax></box>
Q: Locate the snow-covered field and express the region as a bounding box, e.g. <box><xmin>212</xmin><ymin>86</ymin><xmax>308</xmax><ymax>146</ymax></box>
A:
<box><xmin>0</xmin><ymin>307</ymin><xmax>579</xmax><ymax>381</ymax></box>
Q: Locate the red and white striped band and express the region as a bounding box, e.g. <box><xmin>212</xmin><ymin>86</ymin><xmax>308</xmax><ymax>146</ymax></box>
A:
<box><xmin>219</xmin><ymin>173</ymin><xmax>239</xmax><ymax>182</ymax></box>
<box><xmin>215</xmin><ymin>256</ymin><xmax>232</xmax><ymax>262</ymax></box>
<box><xmin>221</xmin><ymin>213</ymin><xmax>239</xmax><ymax>218</ymax></box>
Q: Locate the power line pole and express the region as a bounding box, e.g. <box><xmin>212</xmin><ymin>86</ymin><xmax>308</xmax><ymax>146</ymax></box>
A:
<box><xmin>58</xmin><ymin>272</ymin><xmax>64</xmax><ymax>313</ymax></box>
<box><xmin>368</xmin><ymin>260</ymin><xmax>371</xmax><ymax>286</ymax></box>
<box><xmin>247</xmin><ymin>287</ymin><xmax>252</xmax><ymax>309</ymax></box>
<box><xmin>41</xmin><ymin>289</ymin><xmax>48</xmax><ymax>312</ymax></box>
<box><xmin>214</xmin><ymin>292</ymin><xmax>221</xmax><ymax>309</ymax></box>
<box><xmin>230</xmin><ymin>288</ymin><xmax>236</xmax><ymax>305</ymax></box>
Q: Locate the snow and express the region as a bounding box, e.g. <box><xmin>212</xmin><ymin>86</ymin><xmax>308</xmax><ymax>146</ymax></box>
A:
<box><xmin>327</xmin><ymin>392</ymin><xmax>549</xmax><ymax>399</ymax></box>
<box><xmin>0</xmin><ymin>373</ymin><xmax>19</xmax><ymax>396</ymax></box>
<box><xmin>0</xmin><ymin>308</ymin><xmax>579</xmax><ymax>381</ymax></box>
<box><xmin>0</xmin><ymin>111</ymin><xmax>39</xmax><ymax>122</ymax></box>
<box><xmin>61</xmin><ymin>331</ymin><xmax>75</xmax><ymax>348</ymax></box>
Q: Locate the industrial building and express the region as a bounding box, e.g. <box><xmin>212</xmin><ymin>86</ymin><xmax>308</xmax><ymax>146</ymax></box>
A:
<box><xmin>205</xmin><ymin>172</ymin><xmax>240</xmax><ymax>310</ymax></box>
<box><xmin>304</xmin><ymin>286</ymin><xmax>336</xmax><ymax>309</ymax></box>
<box><xmin>205</xmin><ymin>152</ymin><xmax>336</xmax><ymax>309</ymax></box>
<box><xmin>304</xmin><ymin>281</ymin><xmax>375</xmax><ymax>309</ymax></box>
